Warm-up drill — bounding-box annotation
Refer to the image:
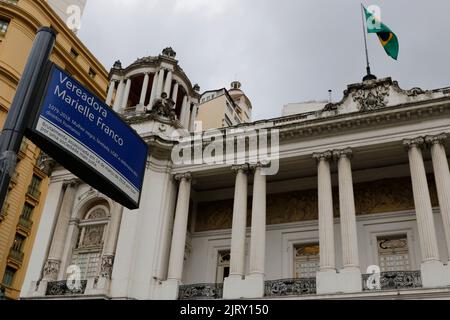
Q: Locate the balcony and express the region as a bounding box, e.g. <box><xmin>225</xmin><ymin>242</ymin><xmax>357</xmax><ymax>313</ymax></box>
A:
<box><xmin>18</xmin><ymin>216</ymin><xmax>33</xmax><ymax>234</ymax></box>
<box><xmin>8</xmin><ymin>248</ymin><xmax>24</xmax><ymax>264</ymax></box>
<box><xmin>45</xmin><ymin>280</ymin><xmax>87</xmax><ymax>296</ymax></box>
<box><xmin>264</xmin><ymin>278</ymin><xmax>317</xmax><ymax>297</ymax></box>
<box><xmin>27</xmin><ymin>185</ymin><xmax>41</xmax><ymax>200</ymax></box>
<box><xmin>178</xmin><ymin>283</ymin><xmax>223</xmax><ymax>300</ymax></box>
<box><xmin>362</xmin><ymin>271</ymin><xmax>422</xmax><ymax>291</ymax></box>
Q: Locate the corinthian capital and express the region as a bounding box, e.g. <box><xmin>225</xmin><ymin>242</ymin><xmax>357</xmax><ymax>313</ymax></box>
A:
<box><xmin>231</xmin><ymin>163</ymin><xmax>250</xmax><ymax>174</ymax></box>
<box><xmin>425</xmin><ymin>133</ymin><xmax>447</xmax><ymax>146</ymax></box>
<box><xmin>63</xmin><ymin>178</ymin><xmax>81</xmax><ymax>189</ymax></box>
<box><xmin>333</xmin><ymin>148</ymin><xmax>353</xmax><ymax>160</ymax></box>
<box><xmin>403</xmin><ymin>137</ymin><xmax>425</xmax><ymax>149</ymax></box>
<box><xmin>174</xmin><ymin>172</ymin><xmax>192</xmax><ymax>182</ymax></box>
<box><xmin>312</xmin><ymin>151</ymin><xmax>333</xmax><ymax>162</ymax></box>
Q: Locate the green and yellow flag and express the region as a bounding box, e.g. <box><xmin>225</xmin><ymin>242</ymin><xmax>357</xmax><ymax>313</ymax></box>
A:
<box><xmin>364</xmin><ymin>7</ymin><xmax>399</xmax><ymax>60</ymax></box>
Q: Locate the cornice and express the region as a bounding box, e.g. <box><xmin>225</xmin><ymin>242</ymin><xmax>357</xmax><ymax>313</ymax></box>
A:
<box><xmin>277</xmin><ymin>97</ymin><xmax>450</xmax><ymax>141</ymax></box>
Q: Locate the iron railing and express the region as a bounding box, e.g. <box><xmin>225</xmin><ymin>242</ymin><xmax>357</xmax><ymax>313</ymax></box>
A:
<box><xmin>264</xmin><ymin>278</ymin><xmax>316</xmax><ymax>297</ymax></box>
<box><xmin>45</xmin><ymin>280</ymin><xmax>88</xmax><ymax>296</ymax></box>
<box><xmin>362</xmin><ymin>271</ymin><xmax>422</xmax><ymax>291</ymax></box>
<box><xmin>179</xmin><ymin>283</ymin><xmax>223</xmax><ymax>300</ymax></box>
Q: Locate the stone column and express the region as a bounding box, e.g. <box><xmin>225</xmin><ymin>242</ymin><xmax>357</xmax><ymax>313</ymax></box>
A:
<box><xmin>43</xmin><ymin>179</ymin><xmax>79</xmax><ymax>281</ymax></box>
<box><xmin>167</xmin><ymin>173</ymin><xmax>192</xmax><ymax>281</ymax></box>
<box><xmin>313</xmin><ymin>151</ymin><xmax>336</xmax><ymax>271</ymax></box>
<box><xmin>404</xmin><ymin>138</ymin><xmax>440</xmax><ymax>263</ymax></box>
<box><xmin>121</xmin><ymin>78</ymin><xmax>132</xmax><ymax>110</ymax></box>
<box><xmin>147</xmin><ymin>72</ymin><xmax>159</xmax><ymax>110</ymax></box>
<box><xmin>172</xmin><ymin>82</ymin><xmax>179</xmax><ymax>105</ymax></box>
<box><xmin>113</xmin><ymin>79</ymin><xmax>124</xmax><ymax>112</ymax></box>
<box><xmin>184</xmin><ymin>103</ymin><xmax>192</xmax><ymax>129</ymax></box>
<box><xmin>139</xmin><ymin>73</ymin><xmax>150</xmax><ymax>106</ymax></box>
<box><xmin>249</xmin><ymin>163</ymin><xmax>267</xmax><ymax>277</ymax></box>
<box><xmin>426</xmin><ymin>134</ymin><xmax>450</xmax><ymax>260</ymax></box>
<box><xmin>163</xmin><ymin>70</ymin><xmax>173</xmax><ymax>97</ymax></box>
<box><xmin>229</xmin><ymin>164</ymin><xmax>249</xmax><ymax>279</ymax></box>
<box><xmin>156</xmin><ymin>69</ymin><xmax>165</xmax><ymax>100</ymax></box>
<box><xmin>334</xmin><ymin>148</ymin><xmax>359</xmax><ymax>269</ymax></box>
<box><xmin>101</xmin><ymin>204</ymin><xmax>124</xmax><ymax>279</ymax></box>
<box><xmin>189</xmin><ymin>105</ymin><xmax>198</xmax><ymax>132</ymax></box>
<box><xmin>106</xmin><ymin>80</ymin><xmax>116</xmax><ymax>106</ymax></box>
<box><xmin>179</xmin><ymin>96</ymin><xmax>189</xmax><ymax>126</ymax></box>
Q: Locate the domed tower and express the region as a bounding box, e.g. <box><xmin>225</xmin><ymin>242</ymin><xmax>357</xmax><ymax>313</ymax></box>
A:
<box><xmin>229</xmin><ymin>81</ymin><xmax>252</xmax><ymax>123</ymax></box>
<box><xmin>106</xmin><ymin>48</ymin><xmax>200</xmax><ymax>132</ymax></box>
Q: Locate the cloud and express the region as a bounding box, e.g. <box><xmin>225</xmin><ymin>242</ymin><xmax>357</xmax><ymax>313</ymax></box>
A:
<box><xmin>173</xmin><ymin>0</ymin><xmax>236</xmax><ymax>17</ymax></box>
<box><xmin>78</xmin><ymin>0</ymin><xmax>450</xmax><ymax>121</ymax></box>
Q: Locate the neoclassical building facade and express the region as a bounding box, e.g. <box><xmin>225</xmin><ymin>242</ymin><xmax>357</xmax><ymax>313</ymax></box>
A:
<box><xmin>21</xmin><ymin>72</ymin><xmax>450</xmax><ymax>299</ymax></box>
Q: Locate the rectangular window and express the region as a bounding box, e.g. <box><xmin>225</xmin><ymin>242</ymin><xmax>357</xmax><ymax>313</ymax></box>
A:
<box><xmin>28</xmin><ymin>175</ymin><xmax>42</xmax><ymax>199</ymax></box>
<box><xmin>71</xmin><ymin>252</ymin><xmax>101</xmax><ymax>280</ymax></box>
<box><xmin>2</xmin><ymin>267</ymin><xmax>16</xmax><ymax>286</ymax></box>
<box><xmin>12</xmin><ymin>234</ymin><xmax>26</xmax><ymax>252</ymax></box>
<box><xmin>30</xmin><ymin>175</ymin><xmax>42</xmax><ymax>190</ymax></box>
<box><xmin>377</xmin><ymin>235</ymin><xmax>410</xmax><ymax>272</ymax></box>
<box><xmin>0</xmin><ymin>19</ymin><xmax>9</xmax><ymax>36</ymax></box>
<box><xmin>294</xmin><ymin>243</ymin><xmax>320</xmax><ymax>278</ymax></box>
<box><xmin>21</xmin><ymin>203</ymin><xmax>34</xmax><ymax>220</ymax></box>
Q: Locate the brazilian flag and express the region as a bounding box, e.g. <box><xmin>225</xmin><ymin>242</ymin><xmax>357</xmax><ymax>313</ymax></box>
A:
<box><xmin>364</xmin><ymin>7</ymin><xmax>399</xmax><ymax>60</ymax></box>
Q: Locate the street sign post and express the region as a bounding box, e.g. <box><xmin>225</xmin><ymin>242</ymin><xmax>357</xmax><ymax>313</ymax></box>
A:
<box><xmin>27</xmin><ymin>65</ymin><xmax>148</xmax><ymax>209</ymax></box>
<box><xmin>0</xmin><ymin>27</ymin><xmax>147</xmax><ymax>210</ymax></box>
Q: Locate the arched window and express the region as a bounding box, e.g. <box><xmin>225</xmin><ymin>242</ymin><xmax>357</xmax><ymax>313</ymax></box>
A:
<box><xmin>70</xmin><ymin>205</ymin><xmax>109</xmax><ymax>280</ymax></box>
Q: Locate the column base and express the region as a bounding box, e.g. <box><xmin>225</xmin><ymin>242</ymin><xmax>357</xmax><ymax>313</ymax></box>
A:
<box><xmin>316</xmin><ymin>268</ymin><xmax>362</xmax><ymax>294</ymax></box>
<box><xmin>421</xmin><ymin>260</ymin><xmax>450</xmax><ymax>288</ymax></box>
<box><xmin>135</xmin><ymin>104</ymin><xmax>146</xmax><ymax>112</ymax></box>
<box><xmin>223</xmin><ymin>274</ymin><xmax>245</xmax><ymax>299</ymax></box>
<box><xmin>316</xmin><ymin>269</ymin><xmax>339</xmax><ymax>294</ymax></box>
<box><xmin>243</xmin><ymin>273</ymin><xmax>265</xmax><ymax>298</ymax></box>
<box><xmin>223</xmin><ymin>273</ymin><xmax>265</xmax><ymax>299</ymax></box>
<box><xmin>160</xmin><ymin>279</ymin><xmax>180</xmax><ymax>300</ymax></box>
<box><xmin>338</xmin><ymin>267</ymin><xmax>362</xmax><ymax>293</ymax></box>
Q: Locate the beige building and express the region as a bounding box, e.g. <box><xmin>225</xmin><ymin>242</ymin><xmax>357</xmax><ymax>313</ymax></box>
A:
<box><xmin>0</xmin><ymin>0</ymin><xmax>108</xmax><ymax>299</ymax></box>
<box><xmin>196</xmin><ymin>81</ymin><xmax>252</xmax><ymax>131</ymax></box>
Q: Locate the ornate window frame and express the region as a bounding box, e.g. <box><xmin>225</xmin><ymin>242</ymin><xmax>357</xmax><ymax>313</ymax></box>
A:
<box><xmin>70</xmin><ymin>204</ymin><xmax>110</xmax><ymax>280</ymax></box>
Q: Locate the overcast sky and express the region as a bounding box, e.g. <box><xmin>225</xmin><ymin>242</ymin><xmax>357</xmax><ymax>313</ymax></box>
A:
<box><xmin>78</xmin><ymin>0</ymin><xmax>450</xmax><ymax>121</ymax></box>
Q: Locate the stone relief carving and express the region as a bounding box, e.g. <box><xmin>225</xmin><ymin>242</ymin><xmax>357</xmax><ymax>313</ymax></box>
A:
<box><xmin>43</xmin><ymin>259</ymin><xmax>60</xmax><ymax>281</ymax></box>
<box><xmin>100</xmin><ymin>255</ymin><xmax>114</xmax><ymax>278</ymax></box>
<box><xmin>194</xmin><ymin>176</ymin><xmax>439</xmax><ymax>232</ymax></box>
<box><xmin>352</xmin><ymin>81</ymin><xmax>391</xmax><ymax>111</ymax></box>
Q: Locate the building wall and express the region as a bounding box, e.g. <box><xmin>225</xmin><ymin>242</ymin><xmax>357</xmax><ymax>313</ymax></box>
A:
<box><xmin>0</xmin><ymin>0</ymin><xmax>108</xmax><ymax>299</ymax></box>
<box><xmin>196</xmin><ymin>95</ymin><xmax>228</xmax><ymax>131</ymax></box>
<box><xmin>185</xmin><ymin>209</ymin><xmax>450</xmax><ymax>284</ymax></box>
<box><xmin>46</xmin><ymin>0</ymin><xmax>87</xmax><ymax>31</ymax></box>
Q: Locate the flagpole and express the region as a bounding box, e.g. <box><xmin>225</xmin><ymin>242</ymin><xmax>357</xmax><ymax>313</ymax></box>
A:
<box><xmin>361</xmin><ymin>3</ymin><xmax>376</xmax><ymax>80</ymax></box>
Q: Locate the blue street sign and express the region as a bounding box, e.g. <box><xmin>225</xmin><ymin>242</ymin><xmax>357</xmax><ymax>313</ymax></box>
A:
<box><xmin>31</xmin><ymin>65</ymin><xmax>147</xmax><ymax>208</ymax></box>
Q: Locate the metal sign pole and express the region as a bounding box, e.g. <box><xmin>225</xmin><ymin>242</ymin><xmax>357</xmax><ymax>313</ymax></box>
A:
<box><xmin>0</xmin><ymin>27</ymin><xmax>56</xmax><ymax>209</ymax></box>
